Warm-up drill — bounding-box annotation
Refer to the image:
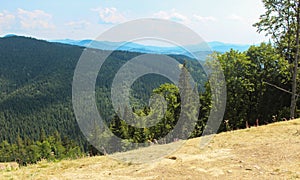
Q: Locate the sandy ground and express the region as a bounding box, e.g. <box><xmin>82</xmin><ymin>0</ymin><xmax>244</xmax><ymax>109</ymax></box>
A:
<box><xmin>1</xmin><ymin>119</ymin><xmax>300</xmax><ymax>179</ymax></box>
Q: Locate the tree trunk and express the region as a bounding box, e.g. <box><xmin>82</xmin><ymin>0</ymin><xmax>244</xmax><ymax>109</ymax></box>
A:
<box><xmin>290</xmin><ymin>0</ymin><xmax>300</xmax><ymax>118</ymax></box>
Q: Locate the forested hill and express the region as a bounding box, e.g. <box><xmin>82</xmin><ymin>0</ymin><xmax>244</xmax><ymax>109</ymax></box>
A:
<box><xmin>0</xmin><ymin>36</ymin><xmax>85</xmax><ymax>145</ymax></box>
<box><xmin>0</xmin><ymin>36</ymin><xmax>198</xmax><ymax>150</ymax></box>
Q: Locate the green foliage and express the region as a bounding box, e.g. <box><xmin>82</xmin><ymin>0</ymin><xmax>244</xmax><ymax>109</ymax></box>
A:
<box><xmin>106</xmin><ymin>68</ymin><xmax>200</xmax><ymax>150</ymax></box>
<box><xmin>253</xmin><ymin>0</ymin><xmax>299</xmax><ymax>63</ymax></box>
<box><xmin>254</xmin><ymin>0</ymin><xmax>300</xmax><ymax>118</ymax></box>
<box><xmin>0</xmin><ymin>132</ymin><xmax>83</xmax><ymax>166</ymax></box>
<box><xmin>216</xmin><ymin>43</ymin><xmax>290</xmax><ymax>130</ymax></box>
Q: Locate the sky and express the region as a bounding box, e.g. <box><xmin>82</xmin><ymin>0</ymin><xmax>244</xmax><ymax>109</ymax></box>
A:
<box><xmin>0</xmin><ymin>0</ymin><xmax>268</xmax><ymax>44</ymax></box>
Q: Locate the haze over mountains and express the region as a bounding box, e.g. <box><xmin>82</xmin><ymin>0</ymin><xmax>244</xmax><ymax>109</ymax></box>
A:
<box><xmin>50</xmin><ymin>38</ymin><xmax>252</xmax><ymax>55</ymax></box>
<box><xmin>3</xmin><ymin>34</ymin><xmax>252</xmax><ymax>54</ymax></box>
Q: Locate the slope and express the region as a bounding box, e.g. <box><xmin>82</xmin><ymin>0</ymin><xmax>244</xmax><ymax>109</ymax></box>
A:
<box><xmin>2</xmin><ymin>119</ymin><xmax>300</xmax><ymax>179</ymax></box>
<box><xmin>0</xmin><ymin>36</ymin><xmax>204</xmax><ymax>149</ymax></box>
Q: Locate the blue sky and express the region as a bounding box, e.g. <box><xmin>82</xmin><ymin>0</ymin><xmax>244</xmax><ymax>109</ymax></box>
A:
<box><xmin>0</xmin><ymin>0</ymin><xmax>268</xmax><ymax>44</ymax></box>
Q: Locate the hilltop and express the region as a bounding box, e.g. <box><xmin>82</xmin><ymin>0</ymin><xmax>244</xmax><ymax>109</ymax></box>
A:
<box><xmin>2</xmin><ymin>119</ymin><xmax>300</xmax><ymax>179</ymax></box>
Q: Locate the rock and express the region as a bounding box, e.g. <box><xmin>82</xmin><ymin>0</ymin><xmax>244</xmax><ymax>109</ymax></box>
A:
<box><xmin>167</xmin><ymin>156</ymin><xmax>177</xmax><ymax>160</ymax></box>
<box><xmin>254</xmin><ymin>165</ymin><xmax>261</xmax><ymax>170</ymax></box>
<box><xmin>227</xmin><ymin>170</ymin><xmax>233</xmax><ymax>173</ymax></box>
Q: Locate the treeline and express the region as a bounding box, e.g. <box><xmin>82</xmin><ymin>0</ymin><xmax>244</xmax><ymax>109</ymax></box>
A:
<box><xmin>103</xmin><ymin>43</ymin><xmax>293</xmax><ymax>153</ymax></box>
<box><xmin>0</xmin><ymin>130</ymin><xmax>84</xmax><ymax>165</ymax></box>
<box><xmin>94</xmin><ymin>43</ymin><xmax>293</xmax><ymax>154</ymax></box>
<box><xmin>216</xmin><ymin>43</ymin><xmax>292</xmax><ymax>130</ymax></box>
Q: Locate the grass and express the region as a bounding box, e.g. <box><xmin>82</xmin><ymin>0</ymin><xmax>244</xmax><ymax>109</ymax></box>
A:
<box><xmin>1</xmin><ymin>119</ymin><xmax>300</xmax><ymax>179</ymax></box>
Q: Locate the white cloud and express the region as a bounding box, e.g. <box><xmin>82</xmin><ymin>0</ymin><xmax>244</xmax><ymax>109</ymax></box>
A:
<box><xmin>17</xmin><ymin>8</ymin><xmax>55</xmax><ymax>29</ymax></box>
<box><xmin>153</xmin><ymin>10</ymin><xmax>189</xmax><ymax>23</ymax></box>
<box><xmin>65</xmin><ymin>20</ymin><xmax>91</xmax><ymax>30</ymax></box>
<box><xmin>0</xmin><ymin>11</ymin><xmax>15</xmax><ymax>31</ymax></box>
<box><xmin>91</xmin><ymin>7</ymin><xmax>126</xmax><ymax>24</ymax></box>
<box><xmin>226</xmin><ymin>14</ymin><xmax>244</xmax><ymax>21</ymax></box>
<box><xmin>193</xmin><ymin>15</ymin><xmax>217</xmax><ymax>23</ymax></box>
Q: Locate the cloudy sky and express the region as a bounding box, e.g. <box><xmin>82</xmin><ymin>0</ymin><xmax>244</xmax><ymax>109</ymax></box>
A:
<box><xmin>0</xmin><ymin>0</ymin><xmax>268</xmax><ymax>44</ymax></box>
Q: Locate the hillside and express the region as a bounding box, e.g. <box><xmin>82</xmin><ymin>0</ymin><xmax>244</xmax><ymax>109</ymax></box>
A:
<box><xmin>0</xmin><ymin>36</ymin><xmax>202</xmax><ymax>148</ymax></box>
<box><xmin>2</xmin><ymin>119</ymin><xmax>300</xmax><ymax>179</ymax></box>
<box><xmin>0</xmin><ymin>36</ymin><xmax>85</xmax><ymax>145</ymax></box>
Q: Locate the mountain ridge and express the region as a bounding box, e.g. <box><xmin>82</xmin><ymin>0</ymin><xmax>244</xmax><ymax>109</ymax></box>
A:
<box><xmin>0</xmin><ymin>34</ymin><xmax>251</xmax><ymax>53</ymax></box>
<box><xmin>50</xmin><ymin>39</ymin><xmax>252</xmax><ymax>54</ymax></box>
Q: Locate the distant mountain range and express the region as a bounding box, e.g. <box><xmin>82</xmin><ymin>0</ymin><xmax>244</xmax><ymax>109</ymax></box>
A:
<box><xmin>49</xmin><ymin>39</ymin><xmax>252</xmax><ymax>55</ymax></box>
<box><xmin>2</xmin><ymin>34</ymin><xmax>252</xmax><ymax>59</ymax></box>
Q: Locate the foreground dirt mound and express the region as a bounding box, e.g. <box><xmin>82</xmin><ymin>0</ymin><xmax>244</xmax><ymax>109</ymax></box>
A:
<box><xmin>2</xmin><ymin>119</ymin><xmax>300</xmax><ymax>179</ymax></box>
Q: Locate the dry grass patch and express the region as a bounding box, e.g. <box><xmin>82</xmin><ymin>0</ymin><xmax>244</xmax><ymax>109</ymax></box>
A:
<box><xmin>2</xmin><ymin>119</ymin><xmax>300</xmax><ymax>179</ymax></box>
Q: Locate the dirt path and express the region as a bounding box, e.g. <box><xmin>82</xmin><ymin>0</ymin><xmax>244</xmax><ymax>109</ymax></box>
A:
<box><xmin>2</xmin><ymin>119</ymin><xmax>300</xmax><ymax>179</ymax></box>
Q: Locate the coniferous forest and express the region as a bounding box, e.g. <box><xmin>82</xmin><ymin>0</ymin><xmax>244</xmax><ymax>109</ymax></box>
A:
<box><xmin>0</xmin><ymin>35</ymin><xmax>295</xmax><ymax>165</ymax></box>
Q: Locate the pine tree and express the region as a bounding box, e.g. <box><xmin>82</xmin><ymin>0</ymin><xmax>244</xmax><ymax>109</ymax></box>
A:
<box><xmin>177</xmin><ymin>61</ymin><xmax>199</xmax><ymax>139</ymax></box>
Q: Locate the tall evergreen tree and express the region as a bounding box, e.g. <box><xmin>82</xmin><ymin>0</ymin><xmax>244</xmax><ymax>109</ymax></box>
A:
<box><xmin>177</xmin><ymin>62</ymin><xmax>199</xmax><ymax>139</ymax></box>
